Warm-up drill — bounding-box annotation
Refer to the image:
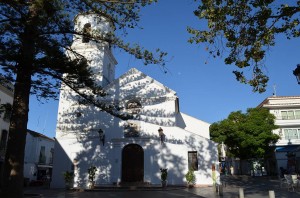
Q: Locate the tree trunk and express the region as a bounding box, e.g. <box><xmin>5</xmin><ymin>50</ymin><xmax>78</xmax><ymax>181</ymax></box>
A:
<box><xmin>1</xmin><ymin>24</ymin><xmax>34</xmax><ymax>198</ymax></box>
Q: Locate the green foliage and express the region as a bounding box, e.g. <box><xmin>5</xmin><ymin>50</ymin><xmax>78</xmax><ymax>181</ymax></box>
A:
<box><xmin>0</xmin><ymin>0</ymin><xmax>167</xmax><ymax>117</ymax></box>
<box><xmin>88</xmin><ymin>165</ymin><xmax>98</xmax><ymax>182</ymax></box>
<box><xmin>63</xmin><ymin>171</ymin><xmax>74</xmax><ymax>183</ymax></box>
<box><xmin>160</xmin><ymin>168</ymin><xmax>168</xmax><ymax>181</ymax></box>
<box><xmin>210</xmin><ymin>108</ymin><xmax>279</xmax><ymax>159</ymax></box>
<box><xmin>185</xmin><ymin>169</ymin><xmax>196</xmax><ymax>185</ymax></box>
<box><xmin>188</xmin><ymin>0</ymin><xmax>300</xmax><ymax>92</ymax></box>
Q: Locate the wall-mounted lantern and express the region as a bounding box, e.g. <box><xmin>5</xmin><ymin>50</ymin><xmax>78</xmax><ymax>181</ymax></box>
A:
<box><xmin>98</xmin><ymin>129</ymin><xmax>105</xmax><ymax>146</ymax></box>
<box><xmin>158</xmin><ymin>127</ymin><xmax>165</xmax><ymax>144</ymax></box>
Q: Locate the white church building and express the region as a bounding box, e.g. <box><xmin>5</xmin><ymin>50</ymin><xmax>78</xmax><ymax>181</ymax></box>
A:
<box><xmin>51</xmin><ymin>13</ymin><xmax>219</xmax><ymax>188</ymax></box>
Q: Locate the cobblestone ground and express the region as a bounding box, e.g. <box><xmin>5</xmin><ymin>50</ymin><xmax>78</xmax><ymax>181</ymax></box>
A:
<box><xmin>21</xmin><ymin>175</ymin><xmax>300</xmax><ymax>198</ymax></box>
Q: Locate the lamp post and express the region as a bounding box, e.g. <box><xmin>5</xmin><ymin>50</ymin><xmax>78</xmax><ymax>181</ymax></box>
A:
<box><xmin>158</xmin><ymin>127</ymin><xmax>165</xmax><ymax>144</ymax></box>
<box><xmin>293</xmin><ymin>64</ymin><xmax>300</xmax><ymax>84</ymax></box>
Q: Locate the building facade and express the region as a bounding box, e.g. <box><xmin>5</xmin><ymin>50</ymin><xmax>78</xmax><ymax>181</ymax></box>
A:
<box><xmin>258</xmin><ymin>96</ymin><xmax>300</xmax><ymax>174</ymax></box>
<box><xmin>0</xmin><ymin>77</ymin><xmax>13</xmax><ymax>187</ymax></box>
<box><xmin>51</xmin><ymin>14</ymin><xmax>219</xmax><ymax>188</ymax></box>
<box><xmin>24</xmin><ymin>130</ymin><xmax>55</xmax><ymax>183</ymax></box>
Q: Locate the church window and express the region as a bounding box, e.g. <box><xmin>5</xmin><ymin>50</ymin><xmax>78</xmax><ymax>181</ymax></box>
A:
<box><xmin>126</xmin><ymin>99</ymin><xmax>142</xmax><ymax>114</ymax></box>
<box><xmin>107</xmin><ymin>63</ymin><xmax>113</xmax><ymax>82</ymax></box>
<box><xmin>39</xmin><ymin>146</ymin><xmax>46</xmax><ymax>164</ymax></box>
<box><xmin>49</xmin><ymin>148</ymin><xmax>54</xmax><ymax>164</ymax></box>
<box><xmin>82</xmin><ymin>23</ymin><xmax>91</xmax><ymax>43</ymax></box>
<box><xmin>188</xmin><ymin>151</ymin><xmax>198</xmax><ymax>171</ymax></box>
<box><xmin>175</xmin><ymin>97</ymin><xmax>180</xmax><ymax>113</ymax></box>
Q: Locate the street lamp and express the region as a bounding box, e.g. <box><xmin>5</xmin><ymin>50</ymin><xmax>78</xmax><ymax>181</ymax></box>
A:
<box><xmin>293</xmin><ymin>64</ymin><xmax>300</xmax><ymax>84</ymax></box>
<box><xmin>158</xmin><ymin>127</ymin><xmax>165</xmax><ymax>144</ymax></box>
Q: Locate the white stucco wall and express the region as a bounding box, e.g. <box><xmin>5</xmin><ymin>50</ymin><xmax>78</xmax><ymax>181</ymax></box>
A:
<box><xmin>0</xmin><ymin>81</ymin><xmax>13</xmax><ymax>176</ymax></box>
<box><xmin>74</xmin><ymin>14</ymin><xmax>114</xmax><ymax>40</ymax></box>
<box><xmin>51</xmin><ymin>14</ymin><xmax>218</xmax><ymax>188</ymax></box>
<box><xmin>0</xmin><ymin>83</ymin><xmax>13</xmax><ymax>140</ymax></box>
<box><xmin>52</xmin><ymin>66</ymin><xmax>218</xmax><ymax>189</ymax></box>
<box><xmin>24</xmin><ymin>132</ymin><xmax>54</xmax><ymax>181</ymax></box>
<box><xmin>261</xmin><ymin>96</ymin><xmax>300</xmax><ymax>146</ymax></box>
<box><xmin>71</xmin><ymin>14</ymin><xmax>117</xmax><ymax>87</ymax></box>
<box><xmin>177</xmin><ymin>113</ymin><xmax>210</xmax><ymax>139</ymax></box>
<box><xmin>51</xmin><ymin>115</ymin><xmax>218</xmax><ymax>188</ymax></box>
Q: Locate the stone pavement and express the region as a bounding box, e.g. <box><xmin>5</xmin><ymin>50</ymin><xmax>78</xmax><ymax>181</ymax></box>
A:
<box><xmin>189</xmin><ymin>175</ymin><xmax>300</xmax><ymax>198</ymax></box>
<box><xmin>22</xmin><ymin>175</ymin><xmax>300</xmax><ymax>198</ymax></box>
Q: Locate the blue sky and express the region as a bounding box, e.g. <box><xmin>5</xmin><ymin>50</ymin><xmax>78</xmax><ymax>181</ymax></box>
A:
<box><xmin>27</xmin><ymin>0</ymin><xmax>300</xmax><ymax>138</ymax></box>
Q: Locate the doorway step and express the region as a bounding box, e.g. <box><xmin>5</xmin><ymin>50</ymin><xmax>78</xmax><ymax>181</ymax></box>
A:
<box><xmin>83</xmin><ymin>183</ymin><xmax>186</xmax><ymax>191</ymax></box>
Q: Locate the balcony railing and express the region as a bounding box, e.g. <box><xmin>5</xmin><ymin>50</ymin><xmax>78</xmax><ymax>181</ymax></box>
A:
<box><xmin>276</xmin><ymin>115</ymin><xmax>300</xmax><ymax>120</ymax></box>
<box><xmin>38</xmin><ymin>156</ymin><xmax>46</xmax><ymax>164</ymax></box>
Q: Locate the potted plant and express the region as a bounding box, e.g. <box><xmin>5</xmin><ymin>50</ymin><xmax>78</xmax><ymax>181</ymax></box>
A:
<box><xmin>185</xmin><ymin>169</ymin><xmax>196</xmax><ymax>188</ymax></box>
<box><xmin>63</xmin><ymin>171</ymin><xmax>74</xmax><ymax>190</ymax></box>
<box><xmin>88</xmin><ymin>165</ymin><xmax>98</xmax><ymax>189</ymax></box>
<box><xmin>160</xmin><ymin>168</ymin><xmax>168</xmax><ymax>187</ymax></box>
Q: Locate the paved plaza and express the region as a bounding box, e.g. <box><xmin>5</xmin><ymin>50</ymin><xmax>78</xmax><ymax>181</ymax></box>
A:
<box><xmin>21</xmin><ymin>175</ymin><xmax>300</xmax><ymax>198</ymax></box>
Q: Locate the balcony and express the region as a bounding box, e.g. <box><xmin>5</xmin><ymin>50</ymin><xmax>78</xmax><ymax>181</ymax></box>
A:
<box><xmin>275</xmin><ymin>116</ymin><xmax>300</xmax><ymax>126</ymax></box>
<box><xmin>276</xmin><ymin>115</ymin><xmax>300</xmax><ymax>120</ymax></box>
<box><xmin>38</xmin><ymin>155</ymin><xmax>46</xmax><ymax>165</ymax></box>
<box><xmin>276</xmin><ymin>138</ymin><xmax>300</xmax><ymax>146</ymax></box>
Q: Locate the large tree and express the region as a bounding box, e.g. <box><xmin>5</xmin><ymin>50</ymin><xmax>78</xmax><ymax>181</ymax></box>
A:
<box><xmin>188</xmin><ymin>0</ymin><xmax>300</xmax><ymax>93</ymax></box>
<box><xmin>0</xmin><ymin>1</ymin><xmax>167</xmax><ymax>197</ymax></box>
<box><xmin>210</xmin><ymin>108</ymin><xmax>279</xmax><ymax>160</ymax></box>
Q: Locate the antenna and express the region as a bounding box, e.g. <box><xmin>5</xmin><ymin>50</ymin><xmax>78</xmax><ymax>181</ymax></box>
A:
<box><xmin>273</xmin><ymin>84</ymin><xmax>277</xmax><ymax>96</ymax></box>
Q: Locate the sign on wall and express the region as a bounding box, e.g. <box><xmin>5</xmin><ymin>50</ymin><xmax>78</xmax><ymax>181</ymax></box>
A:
<box><xmin>124</xmin><ymin>122</ymin><xmax>140</xmax><ymax>138</ymax></box>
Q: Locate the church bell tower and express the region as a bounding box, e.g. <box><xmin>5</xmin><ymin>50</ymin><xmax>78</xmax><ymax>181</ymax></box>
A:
<box><xmin>71</xmin><ymin>13</ymin><xmax>117</xmax><ymax>87</ymax></box>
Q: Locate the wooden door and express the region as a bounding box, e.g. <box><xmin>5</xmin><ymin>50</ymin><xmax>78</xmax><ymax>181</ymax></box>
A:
<box><xmin>122</xmin><ymin>144</ymin><xmax>144</xmax><ymax>182</ymax></box>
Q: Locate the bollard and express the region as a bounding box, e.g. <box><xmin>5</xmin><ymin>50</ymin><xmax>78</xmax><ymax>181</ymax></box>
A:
<box><xmin>215</xmin><ymin>184</ymin><xmax>224</xmax><ymax>196</ymax></box>
<box><xmin>269</xmin><ymin>190</ymin><xmax>275</xmax><ymax>198</ymax></box>
<box><xmin>239</xmin><ymin>188</ymin><xmax>244</xmax><ymax>198</ymax></box>
<box><xmin>219</xmin><ymin>185</ymin><xmax>223</xmax><ymax>196</ymax></box>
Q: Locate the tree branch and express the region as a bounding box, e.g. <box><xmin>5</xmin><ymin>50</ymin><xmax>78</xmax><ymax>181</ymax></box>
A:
<box><xmin>39</xmin><ymin>68</ymin><xmax>132</xmax><ymax>120</ymax></box>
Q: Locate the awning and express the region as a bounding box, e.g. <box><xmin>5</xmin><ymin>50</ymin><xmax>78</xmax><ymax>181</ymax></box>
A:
<box><xmin>275</xmin><ymin>145</ymin><xmax>300</xmax><ymax>152</ymax></box>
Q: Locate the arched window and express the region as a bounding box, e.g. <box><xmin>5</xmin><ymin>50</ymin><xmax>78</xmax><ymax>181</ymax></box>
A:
<box><xmin>82</xmin><ymin>23</ymin><xmax>91</xmax><ymax>43</ymax></box>
<box><xmin>126</xmin><ymin>99</ymin><xmax>142</xmax><ymax>114</ymax></box>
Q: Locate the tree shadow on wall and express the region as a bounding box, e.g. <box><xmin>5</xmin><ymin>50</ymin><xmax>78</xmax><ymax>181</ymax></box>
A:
<box><xmin>53</xmin><ymin>68</ymin><xmax>218</xmax><ymax>187</ymax></box>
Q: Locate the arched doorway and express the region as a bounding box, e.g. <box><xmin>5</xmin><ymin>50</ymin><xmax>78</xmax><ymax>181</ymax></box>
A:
<box><xmin>122</xmin><ymin>144</ymin><xmax>144</xmax><ymax>182</ymax></box>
